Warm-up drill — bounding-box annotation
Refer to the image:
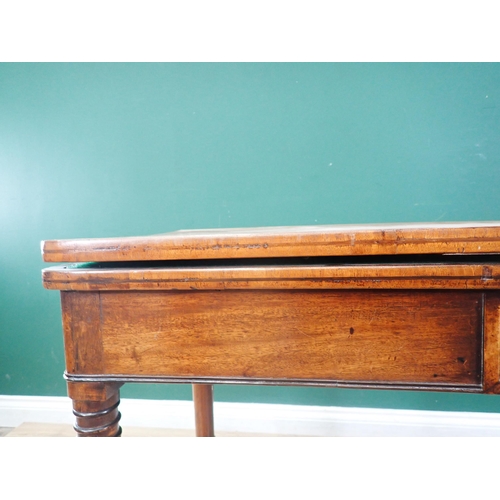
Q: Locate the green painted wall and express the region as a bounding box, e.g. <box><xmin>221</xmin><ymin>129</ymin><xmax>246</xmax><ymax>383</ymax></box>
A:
<box><xmin>1</xmin><ymin>63</ymin><xmax>500</xmax><ymax>412</ymax></box>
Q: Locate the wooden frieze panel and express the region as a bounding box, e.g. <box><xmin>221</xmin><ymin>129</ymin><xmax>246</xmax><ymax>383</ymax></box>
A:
<box><xmin>95</xmin><ymin>290</ymin><xmax>483</xmax><ymax>388</ymax></box>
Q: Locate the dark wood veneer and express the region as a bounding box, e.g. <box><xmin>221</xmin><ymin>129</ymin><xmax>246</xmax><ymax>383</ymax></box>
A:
<box><xmin>42</xmin><ymin>223</ymin><xmax>500</xmax><ymax>436</ymax></box>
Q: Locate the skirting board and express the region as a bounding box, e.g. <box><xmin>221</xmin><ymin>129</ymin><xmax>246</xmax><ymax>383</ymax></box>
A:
<box><xmin>1</xmin><ymin>395</ymin><xmax>500</xmax><ymax>436</ymax></box>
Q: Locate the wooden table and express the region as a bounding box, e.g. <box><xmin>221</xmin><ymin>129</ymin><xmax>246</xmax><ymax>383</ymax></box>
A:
<box><xmin>42</xmin><ymin>222</ymin><xmax>500</xmax><ymax>436</ymax></box>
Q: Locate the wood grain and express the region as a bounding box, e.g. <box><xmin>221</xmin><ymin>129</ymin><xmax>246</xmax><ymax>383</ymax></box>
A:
<box><xmin>484</xmin><ymin>293</ymin><xmax>500</xmax><ymax>394</ymax></box>
<box><xmin>43</xmin><ymin>223</ymin><xmax>500</xmax><ymax>436</ymax></box>
<box><xmin>61</xmin><ymin>292</ymin><xmax>104</xmax><ymax>374</ymax></box>
<box><xmin>72</xmin><ymin>391</ymin><xmax>122</xmax><ymax>437</ymax></box>
<box><xmin>66</xmin><ymin>381</ymin><xmax>123</xmax><ymax>402</ymax></box>
<box><xmin>94</xmin><ymin>290</ymin><xmax>482</xmax><ymax>387</ymax></box>
<box><xmin>44</xmin><ymin>262</ymin><xmax>500</xmax><ymax>291</ymax></box>
<box><xmin>41</xmin><ymin>221</ymin><xmax>500</xmax><ymax>262</ymax></box>
<box><xmin>192</xmin><ymin>384</ymin><xmax>215</xmax><ymax>437</ymax></box>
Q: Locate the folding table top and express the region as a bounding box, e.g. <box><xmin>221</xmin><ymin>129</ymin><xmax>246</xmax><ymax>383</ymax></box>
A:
<box><xmin>41</xmin><ymin>221</ymin><xmax>500</xmax><ymax>263</ymax></box>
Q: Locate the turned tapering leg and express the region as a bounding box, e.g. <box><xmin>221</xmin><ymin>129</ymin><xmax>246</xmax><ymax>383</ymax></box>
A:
<box><xmin>67</xmin><ymin>381</ymin><xmax>123</xmax><ymax>437</ymax></box>
<box><xmin>192</xmin><ymin>384</ymin><xmax>215</xmax><ymax>437</ymax></box>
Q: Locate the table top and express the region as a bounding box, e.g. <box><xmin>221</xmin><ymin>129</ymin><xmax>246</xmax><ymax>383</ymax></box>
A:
<box><xmin>41</xmin><ymin>221</ymin><xmax>500</xmax><ymax>263</ymax></box>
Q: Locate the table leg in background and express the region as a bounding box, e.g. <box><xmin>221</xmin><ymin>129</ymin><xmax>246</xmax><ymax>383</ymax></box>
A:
<box><xmin>192</xmin><ymin>384</ymin><xmax>215</xmax><ymax>437</ymax></box>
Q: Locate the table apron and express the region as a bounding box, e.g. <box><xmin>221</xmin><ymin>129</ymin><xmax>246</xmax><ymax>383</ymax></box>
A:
<box><xmin>59</xmin><ymin>289</ymin><xmax>500</xmax><ymax>393</ymax></box>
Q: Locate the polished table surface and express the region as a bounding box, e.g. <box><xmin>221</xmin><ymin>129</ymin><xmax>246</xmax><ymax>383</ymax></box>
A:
<box><xmin>42</xmin><ymin>222</ymin><xmax>500</xmax><ymax>436</ymax></box>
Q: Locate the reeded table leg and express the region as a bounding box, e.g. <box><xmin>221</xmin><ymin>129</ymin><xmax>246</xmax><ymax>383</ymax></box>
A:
<box><xmin>67</xmin><ymin>381</ymin><xmax>123</xmax><ymax>437</ymax></box>
<box><xmin>192</xmin><ymin>384</ymin><xmax>215</xmax><ymax>437</ymax></box>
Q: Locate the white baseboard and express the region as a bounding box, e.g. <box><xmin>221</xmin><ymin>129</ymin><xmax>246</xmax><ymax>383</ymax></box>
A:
<box><xmin>1</xmin><ymin>395</ymin><xmax>500</xmax><ymax>436</ymax></box>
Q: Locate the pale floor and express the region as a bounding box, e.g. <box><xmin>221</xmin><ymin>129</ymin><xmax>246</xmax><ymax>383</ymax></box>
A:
<box><xmin>0</xmin><ymin>423</ymin><xmax>288</xmax><ymax>437</ymax></box>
